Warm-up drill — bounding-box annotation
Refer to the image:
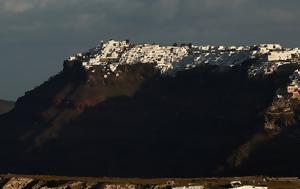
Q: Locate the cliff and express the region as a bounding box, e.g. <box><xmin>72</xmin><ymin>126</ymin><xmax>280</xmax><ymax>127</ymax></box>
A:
<box><xmin>1</xmin><ymin>41</ymin><xmax>300</xmax><ymax>177</ymax></box>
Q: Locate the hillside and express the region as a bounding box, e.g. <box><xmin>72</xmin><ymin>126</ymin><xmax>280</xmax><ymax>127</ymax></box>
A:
<box><xmin>0</xmin><ymin>100</ymin><xmax>14</xmax><ymax>114</ymax></box>
<box><xmin>1</xmin><ymin>40</ymin><xmax>300</xmax><ymax>177</ymax></box>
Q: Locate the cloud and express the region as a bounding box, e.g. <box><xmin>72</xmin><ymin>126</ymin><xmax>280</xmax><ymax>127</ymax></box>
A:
<box><xmin>203</xmin><ymin>0</ymin><xmax>248</xmax><ymax>8</ymax></box>
<box><xmin>267</xmin><ymin>9</ymin><xmax>296</xmax><ymax>23</ymax></box>
<box><xmin>0</xmin><ymin>0</ymin><xmax>33</xmax><ymax>13</ymax></box>
<box><xmin>0</xmin><ymin>0</ymin><xmax>52</xmax><ymax>13</ymax></box>
<box><xmin>156</xmin><ymin>0</ymin><xmax>180</xmax><ymax>20</ymax></box>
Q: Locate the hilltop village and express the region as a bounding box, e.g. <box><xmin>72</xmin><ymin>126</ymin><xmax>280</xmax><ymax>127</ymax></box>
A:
<box><xmin>66</xmin><ymin>40</ymin><xmax>300</xmax><ymax>98</ymax></box>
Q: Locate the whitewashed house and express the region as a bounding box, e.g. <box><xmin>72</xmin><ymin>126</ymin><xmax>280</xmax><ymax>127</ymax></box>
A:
<box><xmin>268</xmin><ymin>51</ymin><xmax>293</xmax><ymax>61</ymax></box>
<box><xmin>228</xmin><ymin>181</ymin><xmax>267</xmax><ymax>189</ymax></box>
<box><xmin>68</xmin><ymin>56</ymin><xmax>76</xmax><ymax>61</ymax></box>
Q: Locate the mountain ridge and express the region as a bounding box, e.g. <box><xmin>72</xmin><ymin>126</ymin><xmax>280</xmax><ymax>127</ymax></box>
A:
<box><xmin>1</xmin><ymin>40</ymin><xmax>300</xmax><ymax>177</ymax></box>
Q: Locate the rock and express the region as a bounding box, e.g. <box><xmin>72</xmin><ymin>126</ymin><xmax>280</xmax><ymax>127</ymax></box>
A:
<box><xmin>40</xmin><ymin>181</ymin><xmax>86</xmax><ymax>189</ymax></box>
<box><xmin>85</xmin><ymin>182</ymin><xmax>102</xmax><ymax>189</ymax></box>
<box><xmin>0</xmin><ymin>177</ymin><xmax>9</xmax><ymax>188</ymax></box>
<box><xmin>31</xmin><ymin>180</ymin><xmax>47</xmax><ymax>189</ymax></box>
<box><xmin>3</xmin><ymin>177</ymin><xmax>34</xmax><ymax>189</ymax></box>
<box><xmin>40</xmin><ymin>186</ymin><xmax>69</xmax><ymax>189</ymax></box>
<box><xmin>68</xmin><ymin>181</ymin><xmax>86</xmax><ymax>189</ymax></box>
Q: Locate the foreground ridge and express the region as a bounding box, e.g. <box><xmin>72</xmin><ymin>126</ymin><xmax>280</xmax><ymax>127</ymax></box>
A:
<box><xmin>2</xmin><ymin>174</ymin><xmax>299</xmax><ymax>189</ymax></box>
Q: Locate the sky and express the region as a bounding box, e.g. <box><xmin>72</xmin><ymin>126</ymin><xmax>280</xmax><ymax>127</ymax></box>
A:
<box><xmin>0</xmin><ymin>0</ymin><xmax>300</xmax><ymax>101</ymax></box>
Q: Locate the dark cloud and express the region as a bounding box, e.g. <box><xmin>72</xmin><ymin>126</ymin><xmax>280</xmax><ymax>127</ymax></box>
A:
<box><xmin>0</xmin><ymin>0</ymin><xmax>299</xmax><ymax>100</ymax></box>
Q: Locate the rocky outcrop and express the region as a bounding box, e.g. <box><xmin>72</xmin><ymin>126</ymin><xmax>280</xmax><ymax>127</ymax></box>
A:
<box><xmin>0</xmin><ymin>176</ymin><xmax>103</xmax><ymax>189</ymax></box>
<box><xmin>0</xmin><ymin>177</ymin><xmax>9</xmax><ymax>188</ymax></box>
<box><xmin>264</xmin><ymin>98</ymin><xmax>296</xmax><ymax>130</ymax></box>
<box><xmin>2</xmin><ymin>177</ymin><xmax>34</xmax><ymax>189</ymax></box>
<box><xmin>39</xmin><ymin>181</ymin><xmax>86</xmax><ymax>189</ymax></box>
<box><xmin>0</xmin><ymin>176</ymin><xmax>163</xmax><ymax>189</ymax></box>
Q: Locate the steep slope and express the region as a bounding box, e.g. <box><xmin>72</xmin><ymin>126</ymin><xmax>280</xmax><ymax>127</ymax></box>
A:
<box><xmin>0</xmin><ymin>100</ymin><xmax>14</xmax><ymax>114</ymax></box>
<box><xmin>1</xmin><ymin>41</ymin><xmax>300</xmax><ymax>177</ymax></box>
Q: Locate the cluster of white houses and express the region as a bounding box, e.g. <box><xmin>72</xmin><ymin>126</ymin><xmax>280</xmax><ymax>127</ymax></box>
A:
<box><xmin>66</xmin><ymin>40</ymin><xmax>300</xmax><ymax>80</ymax></box>
<box><xmin>119</xmin><ymin>44</ymin><xmax>188</xmax><ymax>73</ymax></box>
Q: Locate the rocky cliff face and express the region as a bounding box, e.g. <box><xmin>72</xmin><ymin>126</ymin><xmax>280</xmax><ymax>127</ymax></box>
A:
<box><xmin>0</xmin><ymin>176</ymin><xmax>145</xmax><ymax>189</ymax></box>
<box><xmin>1</xmin><ymin>41</ymin><xmax>300</xmax><ymax>177</ymax></box>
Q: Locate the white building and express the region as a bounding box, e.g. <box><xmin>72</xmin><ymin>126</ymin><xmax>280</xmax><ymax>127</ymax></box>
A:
<box><xmin>260</xmin><ymin>44</ymin><xmax>282</xmax><ymax>51</ymax></box>
<box><xmin>256</xmin><ymin>44</ymin><xmax>282</xmax><ymax>54</ymax></box>
<box><xmin>68</xmin><ymin>56</ymin><xmax>76</xmax><ymax>61</ymax></box>
<box><xmin>237</xmin><ymin>46</ymin><xmax>245</xmax><ymax>51</ymax></box>
<box><xmin>228</xmin><ymin>181</ymin><xmax>267</xmax><ymax>189</ymax></box>
<box><xmin>218</xmin><ymin>46</ymin><xmax>226</xmax><ymax>51</ymax></box>
<box><xmin>268</xmin><ymin>51</ymin><xmax>293</xmax><ymax>61</ymax></box>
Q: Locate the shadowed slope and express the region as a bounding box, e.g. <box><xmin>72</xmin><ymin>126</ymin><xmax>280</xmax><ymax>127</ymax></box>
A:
<box><xmin>0</xmin><ymin>60</ymin><xmax>300</xmax><ymax>177</ymax></box>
